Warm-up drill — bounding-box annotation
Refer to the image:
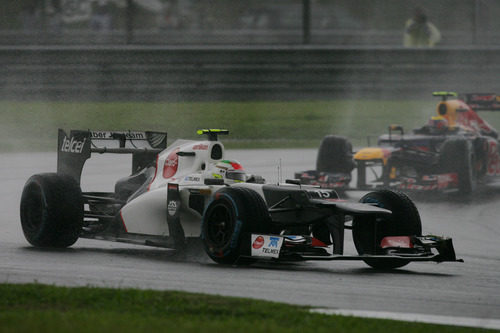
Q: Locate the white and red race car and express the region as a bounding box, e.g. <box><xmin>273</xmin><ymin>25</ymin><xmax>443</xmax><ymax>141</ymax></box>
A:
<box><xmin>20</xmin><ymin>129</ymin><xmax>461</xmax><ymax>269</ymax></box>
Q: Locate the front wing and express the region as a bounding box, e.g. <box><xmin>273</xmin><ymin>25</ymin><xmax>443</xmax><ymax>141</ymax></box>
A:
<box><xmin>244</xmin><ymin>234</ymin><xmax>462</xmax><ymax>264</ymax></box>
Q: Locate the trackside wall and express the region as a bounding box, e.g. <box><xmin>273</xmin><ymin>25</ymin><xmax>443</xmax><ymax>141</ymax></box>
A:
<box><xmin>1</xmin><ymin>46</ymin><xmax>499</xmax><ymax>101</ymax></box>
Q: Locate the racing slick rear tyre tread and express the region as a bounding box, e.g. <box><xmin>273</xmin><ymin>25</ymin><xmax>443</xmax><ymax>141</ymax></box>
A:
<box><xmin>316</xmin><ymin>135</ymin><xmax>355</xmax><ymax>174</ymax></box>
<box><xmin>202</xmin><ymin>187</ymin><xmax>271</xmax><ymax>265</ymax></box>
<box><xmin>20</xmin><ymin>173</ymin><xmax>83</xmax><ymax>248</ymax></box>
<box><xmin>352</xmin><ymin>190</ymin><xmax>422</xmax><ymax>270</ymax></box>
<box><xmin>440</xmin><ymin>138</ymin><xmax>476</xmax><ymax>194</ymax></box>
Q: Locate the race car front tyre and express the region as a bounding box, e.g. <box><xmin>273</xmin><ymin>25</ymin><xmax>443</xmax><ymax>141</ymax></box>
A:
<box><xmin>20</xmin><ymin>173</ymin><xmax>83</xmax><ymax>248</ymax></box>
<box><xmin>201</xmin><ymin>187</ymin><xmax>271</xmax><ymax>265</ymax></box>
<box><xmin>316</xmin><ymin>135</ymin><xmax>355</xmax><ymax>174</ymax></box>
<box><xmin>440</xmin><ymin>138</ymin><xmax>476</xmax><ymax>194</ymax></box>
<box><xmin>352</xmin><ymin>190</ymin><xmax>422</xmax><ymax>269</ymax></box>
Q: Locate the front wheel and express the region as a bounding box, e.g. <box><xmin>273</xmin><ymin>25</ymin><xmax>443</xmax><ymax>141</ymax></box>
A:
<box><xmin>440</xmin><ymin>138</ymin><xmax>476</xmax><ymax>194</ymax></box>
<box><xmin>201</xmin><ymin>187</ymin><xmax>271</xmax><ymax>265</ymax></box>
<box><xmin>316</xmin><ymin>135</ymin><xmax>355</xmax><ymax>174</ymax></box>
<box><xmin>352</xmin><ymin>190</ymin><xmax>422</xmax><ymax>269</ymax></box>
<box><xmin>20</xmin><ymin>173</ymin><xmax>83</xmax><ymax>248</ymax></box>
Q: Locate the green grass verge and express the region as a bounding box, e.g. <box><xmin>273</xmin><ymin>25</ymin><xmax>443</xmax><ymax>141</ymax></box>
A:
<box><xmin>0</xmin><ymin>283</ymin><xmax>490</xmax><ymax>333</ymax></box>
<box><xmin>3</xmin><ymin>100</ymin><xmax>500</xmax><ymax>151</ymax></box>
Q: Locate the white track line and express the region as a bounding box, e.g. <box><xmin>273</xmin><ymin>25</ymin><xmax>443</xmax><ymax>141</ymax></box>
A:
<box><xmin>310</xmin><ymin>309</ymin><xmax>500</xmax><ymax>330</ymax></box>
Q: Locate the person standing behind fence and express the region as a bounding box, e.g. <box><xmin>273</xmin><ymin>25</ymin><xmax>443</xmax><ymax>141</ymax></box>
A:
<box><xmin>403</xmin><ymin>7</ymin><xmax>441</xmax><ymax>47</ymax></box>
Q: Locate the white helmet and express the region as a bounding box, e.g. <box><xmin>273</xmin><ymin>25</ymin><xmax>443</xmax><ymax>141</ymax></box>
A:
<box><xmin>206</xmin><ymin>159</ymin><xmax>248</xmax><ymax>183</ymax></box>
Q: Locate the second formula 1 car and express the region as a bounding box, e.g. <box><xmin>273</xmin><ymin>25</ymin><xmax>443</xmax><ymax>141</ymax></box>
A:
<box><xmin>296</xmin><ymin>92</ymin><xmax>500</xmax><ymax>195</ymax></box>
<box><xmin>19</xmin><ymin>129</ymin><xmax>461</xmax><ymax>269</ymax></box>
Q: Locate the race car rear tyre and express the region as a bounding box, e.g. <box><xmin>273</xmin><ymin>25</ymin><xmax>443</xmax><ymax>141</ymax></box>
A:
<box><xmin>352</xmin><ymin>190</ymin><xmax>422</xmax><ymax>270</ymax></box>
<box><xmin>440</xmin><ymin>138</ymin><xmax>476</xmax><ymax>194</ymax></box>
<box><xmin>316</xmin><ymin>135</ymin><xmax>355</xmax><ymax>174</ymax></box>
<box><xmin>20</xmin><ymin>173</ymin><xmax>83</xmax><ymax>248</ymax></box>
<box><xmin>202</xmin><ymin>187</ymin><xmax>271</xmax><ymax>265</ymax></box>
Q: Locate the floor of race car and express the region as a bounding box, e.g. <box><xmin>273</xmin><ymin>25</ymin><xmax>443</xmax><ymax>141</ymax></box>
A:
<box><xmin>1</xmin><ymin>151</ymin><xmax>499</xmax><ymax>329</ymax></box>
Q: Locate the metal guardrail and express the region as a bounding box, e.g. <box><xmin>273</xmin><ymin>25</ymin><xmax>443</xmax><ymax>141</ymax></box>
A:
<box><xmin>1</xmin><ymin>46</ymin><xmax>499</xmax><ymax>101</ymax></box>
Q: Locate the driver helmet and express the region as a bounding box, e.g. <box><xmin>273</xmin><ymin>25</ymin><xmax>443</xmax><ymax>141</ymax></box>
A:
<box><xmin>427</xmin><ymin>116</ymin><xmax>449</xmax><ymax>130</ymax></box>
<box><xmin>208</xmin><ymin>159</ymin><xmax>248</xmax><ymax>183</ymax></box>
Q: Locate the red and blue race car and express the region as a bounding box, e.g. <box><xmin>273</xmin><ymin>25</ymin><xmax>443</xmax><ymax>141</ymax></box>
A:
<box><xmin>296</xmin><ymin>92</ymin><xmax>500</xmax><ymax>195</ymax></box>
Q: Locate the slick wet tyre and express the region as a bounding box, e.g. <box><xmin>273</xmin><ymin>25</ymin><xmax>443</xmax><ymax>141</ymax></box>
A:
<box><xmin>201</xmin><ymin>187</ymin><xmax>271</xmax><ymax>265</ymax></box>
<box><xmin>20</xmin><ymin>173</ymin><xmax>83</xmax><ymax>248</ymax></box>
<box><xmin>316</xmin><ymin>135</ymin><xmax>355</xmax><ymax>174</ymax></box>
<box><xmin>440</xmin><ymin>138</ymin><xmax>476</xmax><ymax>194</ymax></box>
<box><xmin>352</xmin><ymin>190</ymin><xmax>422</xmax><ymax>269</ymax></box>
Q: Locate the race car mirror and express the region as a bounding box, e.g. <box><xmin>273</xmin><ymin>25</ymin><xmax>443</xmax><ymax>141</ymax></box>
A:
<box><xmin>388</xmin><ymin>125</ymin><xmax>404</xmax><ymax>141</ymax></box>
<box><xmin>389</xmin><ymin>125</ymin><xmax>404</xmax><ymax>133</ymax></box>
<box><xmin>285</xmin><ymin>179</ymin><xmax>301</xmax><ymax>185</ymax></box>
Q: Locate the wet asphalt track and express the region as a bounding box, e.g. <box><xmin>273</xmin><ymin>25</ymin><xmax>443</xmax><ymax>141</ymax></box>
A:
<box><xmin>1</xmin><ymin>151</ymin><xmax>499</xmax><ymax>326</ymax></box>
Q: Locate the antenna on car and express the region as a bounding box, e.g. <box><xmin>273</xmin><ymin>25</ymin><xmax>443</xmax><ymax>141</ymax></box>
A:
<box><xmin>277</xmin><ymin>158</ymin><xmax>282</xmax><ymax>184</ymax></box>
<box><xmin>197</xmin><ymin>129</ymin><xmax>229</xmax><ymax>141</ymax></box>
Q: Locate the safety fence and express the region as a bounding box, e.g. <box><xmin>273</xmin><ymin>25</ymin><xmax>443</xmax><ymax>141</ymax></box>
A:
<box><xmin>1</xmin><ymin>46</ymin><xmax>499</xmax><ymax>101</ymax></box>
<box><xmin>2</xmin><ymin>29</ymin><xmax>498</xmax><ymax>47</ymax></box>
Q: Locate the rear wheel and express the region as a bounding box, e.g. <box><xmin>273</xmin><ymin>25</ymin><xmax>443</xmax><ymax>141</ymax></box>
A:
<box><xmin>316</xmin><ymin>135</ymin><xmax>355</xmax><ymax>174</ymax></box>
<box><xmin>202</xmin><ymin>187</ymin><xmax>271</xmax><ymax>265</ymax></box>
<box><xmin>20</xmin><ymin>173</ymin><xmax>83</xmax><ymax>248</ymax></box>
<box><xmin>352</xmin><ymin>190</ymin><xmax>422</xmax><ymax>269</ymax></box>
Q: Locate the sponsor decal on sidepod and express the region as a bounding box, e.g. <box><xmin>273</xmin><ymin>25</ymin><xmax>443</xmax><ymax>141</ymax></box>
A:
<box><xmin>192</xmin><ymin>144</ymin><xmax>209</xmax><ymax>150</ymax></box>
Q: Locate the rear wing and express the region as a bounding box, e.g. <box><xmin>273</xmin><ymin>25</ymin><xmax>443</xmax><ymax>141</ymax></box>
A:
<box><xmin>461</xmin><ymin>93</ymin><xmax>500</xmax><ymax>111</ymax></box>
<box><xmin>57</xmin><ymin>129</ymin><xmax>167</xmax><ymax>183</ymax></box>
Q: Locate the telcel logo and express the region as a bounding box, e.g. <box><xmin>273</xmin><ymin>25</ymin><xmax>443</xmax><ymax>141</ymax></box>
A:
<box><xmin>61</xmin><ymin>136</ymin><xmax>87</xmax><ymax>153</ymax></box>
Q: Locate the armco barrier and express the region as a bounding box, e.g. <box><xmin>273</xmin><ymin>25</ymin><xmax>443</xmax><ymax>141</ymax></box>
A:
<box><xmin>1</xmin><ymin>46</ymin><xmax>499</xmax><ymax>101</ymax></box>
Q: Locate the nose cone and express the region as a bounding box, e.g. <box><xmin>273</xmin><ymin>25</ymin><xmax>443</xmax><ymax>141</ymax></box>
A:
<box><xmin>354</xmin><ymin>147</ymin><xmax>390</xmax><ymax>163</ymax></box>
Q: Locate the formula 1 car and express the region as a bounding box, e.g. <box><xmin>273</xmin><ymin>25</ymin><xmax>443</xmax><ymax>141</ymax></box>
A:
<box><xmin>20</xmin><ymin>129</ymin><xmax>461</xmax><ymax>269</ymax></box>
<box><xmin>296</xmin><ymin>92</ymin><xmax>500</xmax><ymax>195</ymax></box>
